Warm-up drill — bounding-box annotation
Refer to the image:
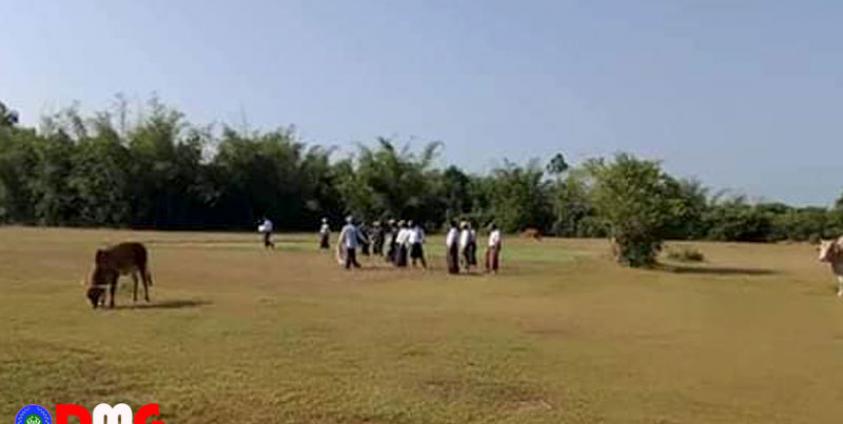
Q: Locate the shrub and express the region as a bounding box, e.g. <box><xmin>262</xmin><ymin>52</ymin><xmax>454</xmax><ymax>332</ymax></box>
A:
<box><xmin>586</xmin><ymin>154</ymin><xmax>675</xmax><ymax>267</ymax></box>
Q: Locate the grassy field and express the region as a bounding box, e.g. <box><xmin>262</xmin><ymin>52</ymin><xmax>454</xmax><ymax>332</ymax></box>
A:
<box><xmin>2</xmin><ymin>227</ymin><xmax>843</xmax><ymax>423</ymax></box>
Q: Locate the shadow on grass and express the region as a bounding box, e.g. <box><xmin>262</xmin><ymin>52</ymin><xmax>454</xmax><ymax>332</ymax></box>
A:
<box><xmin>114</xmin><ymin>299</ymin><xmax>211</xmax><ymax>310</ymax></box>
<box><xmin>658</xmin><ymin>264</ymin><xmax>778</xmax><ymax>276</ymax></box>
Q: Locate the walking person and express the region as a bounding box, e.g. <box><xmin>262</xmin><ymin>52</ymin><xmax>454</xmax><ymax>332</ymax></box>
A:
<box><xmin>408</xmin><ymin>220</ymin><xmax>427</xmax><ymax>268</ymax></box>
<box><xmin>358</xmin><ymin>222</ymin><xmax>372</xmax><ymax>257</ymax></box>
<box><xmin>485</xmin><ymin>223</ymin><xmax>502</xmax><ymax>274</ymax></box>
<box><xmin>258</xmin><ymin>216</ymin><xmax>275</xmax><ymax>249</ymax></box>
<box><xmin>372</xmin><ymin>221</ymin><xmax>385</xmax><ymax>256</ymax></box>
<box><xmin>445</xmin><ymin>220</ymin><xmax>460</xmax><ymax>274</ymax></box>
<box><xmin>319</xmin><ymin>218</ymin><xmax>331</xmax><ymax>250</ymax></box>
<box><xmin>338</xmin><ymin>216</ymin><xmax>362</xmax><ymax>269</ymax></box>
<box><xmin>395</xmin><ymin>221</ymin><xmax>410</xmax><ymax>267</ymax></box>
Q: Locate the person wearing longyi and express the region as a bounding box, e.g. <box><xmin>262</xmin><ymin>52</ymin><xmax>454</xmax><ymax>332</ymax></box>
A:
<box><xmin>445</xmin><ymin>220</ymin><xmax>460</xmax><ymax>274</ymax></box>
<box><xmin>394</xmin><ymin>220</ymin><xmax>411</xmax><ymax>267</ymax></box>
<box><xmin>319</xmin><ymin>217</ymin><xmax>331</xmax><ymax>250</ymax></box>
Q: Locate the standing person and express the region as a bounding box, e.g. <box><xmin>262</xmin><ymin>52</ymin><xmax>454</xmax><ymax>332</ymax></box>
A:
<box><xmin>395</xmin><ymin>221</ymin><xmax>410</xmax><ymax>267</ymax></box>
<box><xmin>319</xmin><ymin>218</ymin><xmax>331</xmax><ymax>250</ymax></box>
<box><xmin>338</xmin><ymin>216</ymin><xmax>362</xmax><ymax>269</ymax></box>
<box><xmin>258</xmin><ymin>216</ymin><xmax>275</xmax><ymax>249</ymax></box>
<box><xmin>467</xmin><ymin>221</ymin><xmax>478</xmax><ymax>267</ymax></box>
<box><xmin>485</xmin><ymin>223</ymin><xmax>502</xmax><ymax>274</ymax></box>
<box><xmin>459</xmin><ymin>221</ymin><xmax>473</xmax><ymax>271</ymax></box>
<box><xmin>445</xmin><ymin>221</ymin><xmax>460</xmax><ymax>274</ymax></box>
<box><xmin>408</xmin><ymin>220</ymin><xmax>427</xmax><ymax>268</ymax></box>
<box><xmin>358</xmin><ymin>222</ymin><xmax>371</xmax><ymax>257</ymax></box>
<box><xmin>372</xmin><ymin>221</ymin><xmax>385</xmax><ymax>256</ymax></box>
<box><xmin>385</xmin><ymin>219</ymin><xmax>398</xmax><ymax>263</ymax></box>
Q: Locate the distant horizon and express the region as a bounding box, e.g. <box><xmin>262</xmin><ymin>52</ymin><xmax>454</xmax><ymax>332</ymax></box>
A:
<box><xmin>3</xmin><ymin>1</ymin><xmax>841</xmax><ymax>206</ymax></box>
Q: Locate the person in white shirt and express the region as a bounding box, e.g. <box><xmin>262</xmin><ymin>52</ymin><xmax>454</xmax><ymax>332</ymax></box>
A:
<box><xmin>485</xmin><ymin>223</ymin><xmax>502</xmax><ymax>274</ymax></box>
<box><xmin>459</xmin><ymin>221</ymin><xmax>473</xmax><ymax>271</ymax></box>
<box><xmin>445</xmin><ymin>220</ymin><xmax>460</xmax><ymax>274</ymax></box>
<box><xmin>408</xmin><ymin>220</ymin><xmax>427</xmax><ymax>268</ymax></box>
<box><xmin>258</xmin><ymin>216</ymin><xmax>275</xmax><ymax>249</ymax></box>
<box><xmin>467</xmin><ymin>222</ymin><xmax>478</xmax><ymax>267</ymax></box>
<box><xmin>337</xmin><ymin>216</ymin><xmax>361</xmax><ymax>269</ymax></box>
<box><xmin>319</xmin><ymin>218</ymin><xmax>331</xmax><ymax>250</ymax></box>
<box><xmin>394</xmin><ymin>220</ymin><xmax>411</xmax><ymax>267</ymax></box>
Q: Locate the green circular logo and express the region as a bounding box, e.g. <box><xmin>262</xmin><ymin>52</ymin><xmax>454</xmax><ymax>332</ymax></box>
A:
<box><xmin>25</xmin><ymin>414</ymin><xmax>43</xmax><ymax>424</ymax></box>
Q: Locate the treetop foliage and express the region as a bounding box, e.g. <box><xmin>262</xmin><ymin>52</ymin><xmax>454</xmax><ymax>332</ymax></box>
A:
<box><xmin>1</xmin><ymin>97</ymin><xmax>841</xmax><ymax>258</ymax></box>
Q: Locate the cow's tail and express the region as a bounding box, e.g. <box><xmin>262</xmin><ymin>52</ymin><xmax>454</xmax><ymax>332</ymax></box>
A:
<box><xmin>146</xmin><ymin>270</ymin><xmax>153</xmax><ymax>287</ymax></box>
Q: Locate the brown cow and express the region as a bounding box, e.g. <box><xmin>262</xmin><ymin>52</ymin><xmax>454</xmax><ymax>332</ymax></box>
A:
<box><xmin>85</xmin><ymin>242</ymin><xmax>153</xmax><ymax>309</ymax></box>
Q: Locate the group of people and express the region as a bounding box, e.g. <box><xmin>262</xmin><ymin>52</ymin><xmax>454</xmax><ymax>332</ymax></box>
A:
<box><xmin>324</xmin><ymin>217</ymin><xmax>429</xmax><ymax>270</ymax></box>
<box><xmin>259</xmin><ymin>215</ymin><xmax>502</xmax><ymax>274</ymax></box>
<box><xmin>322</xmin><ymin>216</ymin><xmax>502</xmax><ymax>274</ymax></box>
<box><xmin>445</xmin><ymin>220</ymin><xmax>502</xmax><ymax>274</ymax></box>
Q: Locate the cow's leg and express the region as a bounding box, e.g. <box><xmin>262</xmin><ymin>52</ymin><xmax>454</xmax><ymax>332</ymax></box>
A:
<box><xmin>837</xmin><ymin>276</ymin><xmax>843</xmax><ymax>297</ymax></box>
<box><xmin>109</xmin><ymin>281</ymin><xmax>116</xmax><ymax>308</ymax></box>
<box><xmin>140</xmin><ymin>268</ymin><xmax>150</xmax><ymax>302</ymax></box>
<box><xmin>131</xmin><ymin>272</ymin><xmax>139</xmax><ymax>302</ymax></box>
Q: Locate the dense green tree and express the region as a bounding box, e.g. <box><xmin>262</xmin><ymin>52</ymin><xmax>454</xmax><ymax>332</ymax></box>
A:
<box><xmin>586</xmin><ymin>154</ymin><xmax>676</xmax><ymax>267</ymax></box>
<box><xmin>488</xmin><ymin>159</ymin><xmax>552</xmax><ymax>232</ymax></box>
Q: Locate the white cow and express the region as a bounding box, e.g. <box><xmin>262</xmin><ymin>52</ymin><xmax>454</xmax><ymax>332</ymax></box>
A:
<box><xmin>818</xmin><ymin>237</ymin><xmax>843</xmax><ymax>297</ymax></box>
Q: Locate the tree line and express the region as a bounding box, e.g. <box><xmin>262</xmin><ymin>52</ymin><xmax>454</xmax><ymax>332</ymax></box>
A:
<box><xmin>1</xmin><ymin>98</ymin><xmax>842</xmax><ymax>255</ymax></box>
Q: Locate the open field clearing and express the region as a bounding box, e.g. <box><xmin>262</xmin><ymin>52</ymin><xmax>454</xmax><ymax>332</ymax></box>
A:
<box><xmin>2</xmin><ymin>227</ymin><xmax>843</xmax><ymax>423</ymax></box>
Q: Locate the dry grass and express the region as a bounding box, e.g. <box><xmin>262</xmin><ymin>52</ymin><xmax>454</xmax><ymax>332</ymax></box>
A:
<box><xmin>1</xmin><ymin>228</ymin><xmax>843</xmax><ymax>423</ymax></box>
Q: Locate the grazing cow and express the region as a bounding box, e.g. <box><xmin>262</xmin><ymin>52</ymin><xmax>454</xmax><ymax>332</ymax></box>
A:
<box><xmin>85</xmin><ymin>242</ymin><xmax>153</xmax><ymax>308</ymax></box>
<box><xmin>818</xmin><ymin>237</ymin><xmax>843</xmax><ymax>297</ymax></box>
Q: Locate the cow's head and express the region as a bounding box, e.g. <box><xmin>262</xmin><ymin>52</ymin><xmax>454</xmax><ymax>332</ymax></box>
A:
<box><xmin>84</xmin><ymin>266</ymin><xmax>117</xmax><ymax>309</ymax></box>
<box><xmin>818</xmin><ymin>239</ymin><xmax>840</xmax><ymax>263</ymax></box>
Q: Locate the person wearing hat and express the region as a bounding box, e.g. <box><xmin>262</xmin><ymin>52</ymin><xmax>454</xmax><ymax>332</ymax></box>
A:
<box><xmin>485</xmin><ymin>223</ymin><xmax>502</xmax><ymax>274</ymax></box>
<box><xmin>408</xmin><ymin>220</ymin><xmax>427</xmax><ymax>268</ymax></box>
<box><xmin>445</xmin><ymin>220</ymin><xmax>460</xmax><ymax>274</ymax></box>
<box><xmin>319</xmin><ymin>217</ymin><xmax>331</xmax><ymax>250</ymax></box>
<box><xmin>337</xmin><ymin>216</ymin><xmax>362</xmax><ymax>269</ymax></box>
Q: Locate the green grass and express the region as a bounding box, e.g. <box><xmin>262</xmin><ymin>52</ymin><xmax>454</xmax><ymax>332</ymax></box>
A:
<box><xmin>2</xmin><ymin>228</ymin><xmax>843</xmax><ymax>423</ymax></box>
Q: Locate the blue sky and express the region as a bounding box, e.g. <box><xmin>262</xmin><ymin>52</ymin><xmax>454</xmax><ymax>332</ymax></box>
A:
<box><xmin>2</xmin><ymin>0</ymin><xmax>841</xmax><ymax>205</ymax></box>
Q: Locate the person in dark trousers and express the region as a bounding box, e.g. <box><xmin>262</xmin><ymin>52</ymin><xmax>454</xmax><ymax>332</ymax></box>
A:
<box><xmin>445</xmin><ymin>220</ymin><xmax>460</xmax><ymax>274</ymax></box>
<box><xmin>408</xmin><ymin>220</ymin><xmax>427</xmax><ymax>268</ymax></box>
<box><xmin>358</xmin><ymin>222</ymin><xmax>371</xmax><ymax>257</ymax></box>
<box><xmin>258</xmin><ymin>216</ymin><xmax>275</xmax><ymax>249</ymax></box>
<box><xmin>338</xmin><ymin>216</ymin><xmax>361</xmax><ymax>269</ymax></box>
<box><xmin>385</xmin><ymin>219</ymin><xmax>398</xmax><ymax>263</ymax></box>
<box><xmin>372</xmin><ymin>221</ymin><xmax>385</xmax><ymax>256</ymax></box>
<box><xmin>319</xmin><ymin>218</ymin><xmax>330</xmax><ymax>249</ymax></box>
